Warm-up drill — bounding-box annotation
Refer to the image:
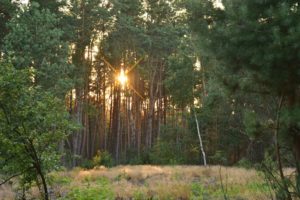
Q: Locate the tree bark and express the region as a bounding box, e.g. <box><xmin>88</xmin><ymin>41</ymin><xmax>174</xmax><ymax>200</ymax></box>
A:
<box><xmin>274</xmin><ymin>95</ymin><xmax>292</xmax><ymax>200</ymax></box>
<box><xmin>287</xmin><ymin>92</ymin><xmax>300</xmax><ymax>193</ymax></box>
<box><xmin>193</xmin><ymin>108</ymin><xmax>207</xmax><ymax>166</ymax></box>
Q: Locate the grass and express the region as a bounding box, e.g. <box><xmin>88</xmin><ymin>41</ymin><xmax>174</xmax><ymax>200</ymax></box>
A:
<box><xmin>0</xmin><ymin>165</ymin><xmax>283</xmax><ymax>199</ymax></box>
<box><xmin>57</xmin><ymin>177</ymin><xmax>114</xmax><ymax>200</ymax></box>
<box><xmin>0</xmin><ymin>185</ymin><xmax>15</xmax><ymax>200</ymax></box>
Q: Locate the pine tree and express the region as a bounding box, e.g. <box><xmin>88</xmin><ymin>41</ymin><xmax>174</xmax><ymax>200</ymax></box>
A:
<box><xmin>188</xmin><ymin>0</ymin><xmax>300</xmax><ymax>194</ymax></box>
<box><xmin>3</xmin><ymin>2</ymin><xmax>73</xmax><ymax>97</ymax></box>
<box><xmin>0</xmin><ymin>0</ymin><xmax>17</xmax><ymax>52</ymax></box>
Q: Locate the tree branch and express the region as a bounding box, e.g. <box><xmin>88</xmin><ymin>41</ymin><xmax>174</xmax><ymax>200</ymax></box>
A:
<box><xmin>0</xmin><ymin>167</ymin><xmax>34</xmax><ymax>186</ymax></box>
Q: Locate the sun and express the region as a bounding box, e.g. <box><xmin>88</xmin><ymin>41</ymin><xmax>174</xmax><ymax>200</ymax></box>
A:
<box><xmin>117</xmin><ymin>68</ymin><xmax>128</xmax><ymax>87</ymax></box>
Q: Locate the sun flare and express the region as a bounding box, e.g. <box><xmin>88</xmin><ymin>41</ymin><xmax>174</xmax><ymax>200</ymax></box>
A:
<box><xmin>117</xmin><ymin>68</ymin><xmax>128</xmax><ymax>87</ymax></box>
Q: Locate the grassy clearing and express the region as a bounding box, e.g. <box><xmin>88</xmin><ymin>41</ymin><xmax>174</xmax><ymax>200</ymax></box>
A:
<box><xmin>1</xmin><ymin>165</ymin><xmax>284</xmax><ymax>199</ymax></box>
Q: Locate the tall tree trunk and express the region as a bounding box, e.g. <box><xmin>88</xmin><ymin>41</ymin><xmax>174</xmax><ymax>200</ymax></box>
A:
<box><xmin>73</xmin><ymin>88</ymin><xmax>83</xmax><ymax>166</ymax></box>
<box><xmin>274</xmin><ymin>95</ymin><xmax>292</xmax><ymax>200</ymax></box>
<box><xmin>287</xmin><ymin>91</ymin><xmax>300</xmax><ymax>193</ymax></box>
<box><xmin>116</xmin><ymin>88</ymin><xmax>121</xmax><ymax>164</ymax></box>
<box><xmin>193</xmin><ymin>108</ymin><xmax>207</xmax><ymax>166</ymax></box>
<box><xmin>111</xmin><ymin>86</ymin><xmax>121</xmax><ymax>162</ymax></box>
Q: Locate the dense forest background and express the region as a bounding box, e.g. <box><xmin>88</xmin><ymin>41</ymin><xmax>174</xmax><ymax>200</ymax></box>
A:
<box><xmin>0</xmin><ymin>0</ymin><xmax>300</xmax><ymax>199</ymax></box>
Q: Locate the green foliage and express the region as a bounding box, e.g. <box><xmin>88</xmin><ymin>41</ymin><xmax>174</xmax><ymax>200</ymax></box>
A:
<box><xmin>127</xmin><ymin>149</ymin><xmax>152</xmax><ymax>165</ymax></box>
<box><xmin>3</xmin><ymin>2</ymin><xmax>73</xmax><ymax>97</ymax></box>
<box><xmin>59</xmin><ymin>178</ymin><xmax>114</xmax><ymax>200</ymax></box>
<box><xmin>187</xmin><ymin>0</ymin><xmax>300</xmax><ymax>168</ymax></box>
<box><xmin>188</xmin><ymin>0</ymin><xmax>300</xmax><ymax>93</ymax></box>
<box><xmin>0</xmin><ymin>62</ymin><xmax>74</xmax><ymax>195</ymax></box>
<box><xmin>31</xmin><ymin>0</ymin><xmax>67</xmax><ymax>15</ymax></box>
<box><xmin>243</xmin><ymin>110</ymin><xmax>263</xmax><ymax>140</ymax></box>
<box><xmin>126</xmin><ymin>149</ymin><xmax>146</xmax><ymax>165</ymax></box>
<box><xmin>150</xmin><ymin>139</ymin><xmax>184</xmax><ymax>165</ymax></box>
<box><xmin>210</xmin><ymin>151</ymin><xmax>227</xmax><ymax>165</ymax></box>
<box><xmin>191</xmin><ymin>183</ymin><xmax>207</xmax><ymax>200</ymax></box>
<box><xmin>187</xmin><ymin>0</ymin><xmax>300</xmax><ymax>166</ymax></box>
<box><xmin>48</xmin><ymin>173</ymin><xmax>72</xmax><ymax>186</ymax></box>
<box><xmin>92</xmin><ymin>151</ymin><xmax>102</xmax><ymax>166</ymax></box>
<box><xmin>103</xmin><ymin>0</ymin><xmax>144</xmax><ymax>57</ymax></box>
<box><xmin>92</xmin><ymin>150</ymin><xmax>114</xmax><ymax>168</ymax></box>
<box><xmin>166</xmin><ymin>52</ymin><xmax>197</xmax><ymax>108</ymax></box>
<box><xmin>258</xmin><ymin>153</ymin><xmax>295</xmax><ymax>199</ymax></box>
<box><xmin>149</xmin><ymin>125</ymin><xmax>199</xmax><ymax>165</ymax></box>
<box><xmin>0</xmin><ymin>0</ymin><xmax>17</xmax><ymax>50</ymax></box>
<box><xmin>80</xmin><ymin>151</ymin><xmax>114</xmax><ymax>169</ymax></box>
<box><xmin>237</xmin><ymin>158</ymin><xmax>253</xmax><ymax>169</ymax></box>
<box><xmin>281</xmin><ymin>106</ymin><xmax>300</xmax><ymax>131</ymax></box>
<box><xmin>80</xmin><ymin>159</ymin><xmax>95</xmax><ymax>170</ymax></box>
<box><xmin>133</xmin><ymin>190</ymin><xmax>145</xmax><ymax>200</ymax></box>
<box><xmin>114</xmin><ymin>170</ymin><xmax>130</xmax><ymax>182</ymax></box>
<box><xmin>191</xmin><ymin>181</ymin><xmax>269</xmax><ymax>200</ymax></box>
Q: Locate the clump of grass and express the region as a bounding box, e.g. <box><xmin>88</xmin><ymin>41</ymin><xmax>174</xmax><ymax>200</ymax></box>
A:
<box><xmin>48</xmin><ymin>173</ymin><xmax>72</xmax><ymax>185</ymax></box>
<box><xmin>154</xmin><ymin>183</ymin><xmax>191</xmax><ymax>199</ymax></box>
<box><xmin>133</xmin><ymin>189</ymin><xmax>145</xmax><ymax>200</ymax></box>
<box><xmin>58</xmin><ymin>177</ymin><xmax>114</xmax><ymax>200</ymax></box>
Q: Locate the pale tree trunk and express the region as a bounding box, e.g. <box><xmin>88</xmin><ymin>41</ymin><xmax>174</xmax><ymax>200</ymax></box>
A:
<box><xmin>193</xmin><ymin>108</ymin><xmax>207</xmax><ymax>166</ymax></box>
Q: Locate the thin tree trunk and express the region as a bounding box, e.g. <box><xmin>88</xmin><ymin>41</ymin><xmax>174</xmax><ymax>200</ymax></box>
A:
<box><xmin>28</xmin><ymin>140</ymin><xmax>49</xmax><ymax>200</ymax></box>
<box><xmin>39</xmin><ymin>169</ymin><xmax>49</xmax><ymax>200</ymax></box>
<box><xmin>274</xmin><ymin>95</ymin><xmax>292</xmax><ymax>200</ymax></box>
<box><xmin>287</xmin><ymin>91</ymin><xmax>300</xmax><ymax>193</ymax></box>
<box><xmin>193</xmin><ymin>108</ymin><xmax>207</xmax><ymax>166</ymax></box>
<box><xmin>116</xmin><ymin>89</ymin><xmax>121</xmax><ymax>164</ymax></box>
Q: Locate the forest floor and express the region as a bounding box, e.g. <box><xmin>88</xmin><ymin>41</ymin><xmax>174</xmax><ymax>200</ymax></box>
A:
<box><xmin>1</xmin><ymin>165</ymin><xmax>290</xmax><ymax>200</ymax></box>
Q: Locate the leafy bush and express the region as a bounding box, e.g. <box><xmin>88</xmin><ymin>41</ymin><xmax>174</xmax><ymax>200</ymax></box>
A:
<box><xmin>0</xmin><ymin>62</ymin><xmax>75</xmax><ymax>199</ymax></box>
<box><xmin>48</xmin><ymin>173</ymin><xmax>72</xmax><ymax>186</ymax></box>
<box><xmin>58</xmin><ymin>178</ymin><xmax>114</xmax><ymax>200</ymax></box>
<box><xmin>133</xmin><ymin>190</ymin><xmax>145</xmax><ymax>200</ymax></box>
<box><xmin>210</xmin><ymin>150</ymin><xmax>227</xmax><ymax>165</ymax></box>
<box><xmin>258</xmin><ymin>154</ymin><xmax>296</xmax><ymax>199</ymax></box>
<box><xmin>150</xmin><ymin>139</ymin><xmax>184</xmax><ymax>165</ymax></box>
<box><xmin>80</xmin><ymin>151</ymin><xmax>114</xmax><ymax>169</ymax></box>
<box><xmin>149</xmin><ymin>125</ymin><xmax>199</xmax><ymax>165</ymax></box>
<box><xmin>191</xmin><ymin>183</ymin><xmax>205</xmax><ymax>199</ymax></box>
<box><xmin>237</xmin><ymin>158</ymin><xmax>252</xmax><ymax>169</ymax></box>
<box><xmin>92</xmin><ymin>150</ymin><xmax>114</xmax><ymax>167</ymax></box>
<box><xmin>80</xmin><ymin>159</ymin><xmax>94</xmax><ymax>169</ymax></box>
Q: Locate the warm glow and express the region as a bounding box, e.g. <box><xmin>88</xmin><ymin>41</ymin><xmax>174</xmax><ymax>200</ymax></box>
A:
<box><xmin>117</xmin><ymin>68</ymin><xmax>128</xmax><ymax>87</ymax></box>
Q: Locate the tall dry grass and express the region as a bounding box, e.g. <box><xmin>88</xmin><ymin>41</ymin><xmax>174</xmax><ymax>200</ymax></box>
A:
<box><xmin>0</xmin><ymin>185</ymin><xmax>15</xmax><ymax>200</ymax></box>
<box><xmin>1</xmin><ymin>165</ymin><xmax>289</xmax><ymax>199</ymax></box>
<box><xmin>52</xmin><ymin>165</ymin><xmax>268</xmax><ymax>199</ymax></box>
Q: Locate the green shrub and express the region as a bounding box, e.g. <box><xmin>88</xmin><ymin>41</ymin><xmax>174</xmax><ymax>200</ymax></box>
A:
<box><xmin>93</xmin><ymin>150</ymin><xmax>114</xmax><ymax>167</ymax></box>
<box><xmin>210</xmin><ymin>150</ymin><xmax>227</xmax><ymax>165</ymax></box>
<box><xmin>114</xmin><ymin>170</ymin><xmax>130</xmax><ymax>182</ymax></box>
<box><xmin>59</xmin><ymin>178</ymin><xmax>114</xmax><ymax>200</ymax></box>
<box><xmin>191</xmin><ymin>183</ymin><xmax>205</xmax><ymax>199</ymax></box>
<box><xmin>80</xmin><ymin>151</ymin><xmax>114</xmax><ymax>169</ymax></box>
<box><xmin>48</xmin><ymin>174</ymin><xmax>72</xmax><ymax>186</ymax></box>
<box><xmin>149</xmin><ymin>139</ymin><xmax>184</xmax><ymax>165</ymax></box>
<box><xmin>133</xmin><ymin>190</ymin><xmax>146</xmax><ymax>200</ymax></box>
<box><xmin>237</xmin><ymin>158</ymin><xmax>252</xmax><ymax>169</ymax></box>
<box><xmin>80</xmin><ymin>159</ymin><xmax>94</xmax><ymax>169</ymax></box>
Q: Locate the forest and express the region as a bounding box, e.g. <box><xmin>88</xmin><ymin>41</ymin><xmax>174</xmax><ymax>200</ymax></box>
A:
<box><xmin>0</xmin><ymin>0</ymin><xmax>300</xmax><ymax>199</ymax></box>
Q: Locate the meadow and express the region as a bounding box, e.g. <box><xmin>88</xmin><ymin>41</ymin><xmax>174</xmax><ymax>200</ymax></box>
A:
<box><xmin>0</xmin><ymin>165</ymin><xmax>287</xmax><ymax>200</ymax></box>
